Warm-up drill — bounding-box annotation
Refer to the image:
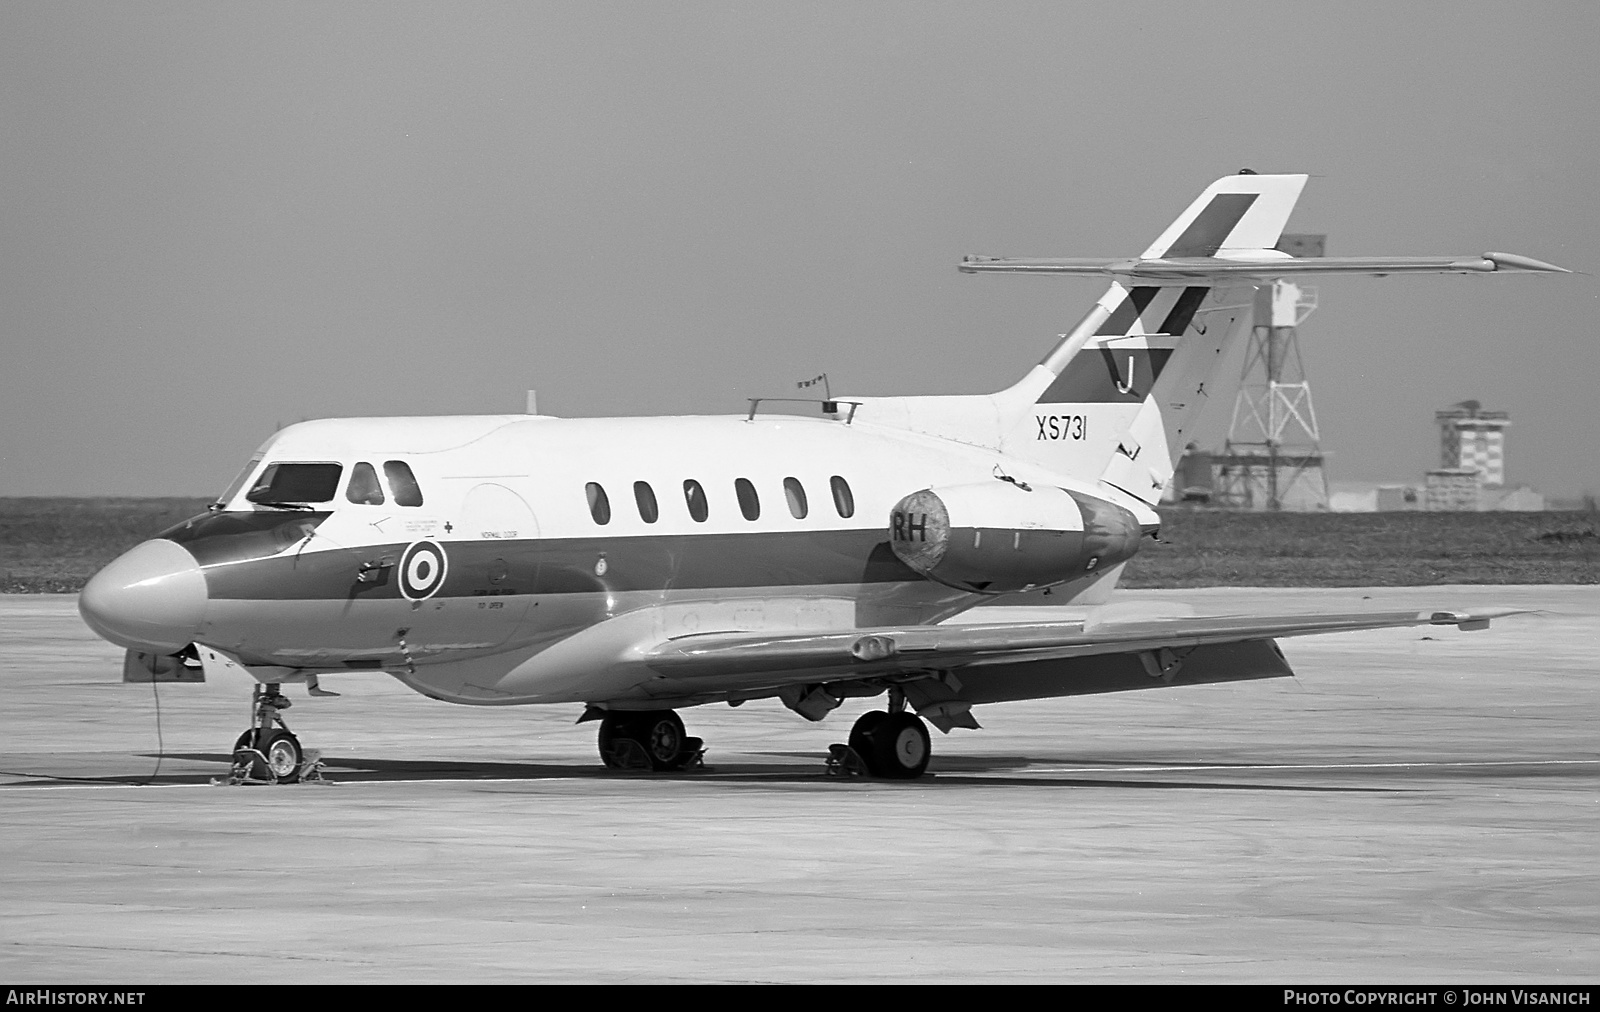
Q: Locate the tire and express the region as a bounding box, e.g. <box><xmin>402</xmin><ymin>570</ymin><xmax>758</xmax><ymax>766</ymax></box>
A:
<box><xmin>260</xmin><ymin>730</ymin><xmax>303</xmax><ymax>783</ymax></box>
<box><xmin>636</xmin><ymin>711</ymin><xmax>688</xmax><ymax>771</ymax></box>
<box><xmin>848</xmin><ymin>710</ymin><xmax>888</xmax><ymax>770</ymax></box>
<box><xmin>598</xmin><ymin>711</ymin><xmax>690</xmax><ymax>772</ymax></box>
<box><xmin>232</xmin><ymin>728</ymin><xmax>302</xmax><ymax>783</ymax></box>
<box><xmin>866</xmin><ymin>712</ymin><xmax>930</xmax><ymax>780</ymax></box>
<box><xmin>596</xmin><ymin>714</ymin><xmax>629</xmax><ymax>769</ymax></box>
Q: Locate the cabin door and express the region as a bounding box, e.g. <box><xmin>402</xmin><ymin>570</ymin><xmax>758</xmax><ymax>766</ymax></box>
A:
<box><xmin>400</xmin><ymin>482</ymin><xmax>538</xmax><ymax>659</ymax></box>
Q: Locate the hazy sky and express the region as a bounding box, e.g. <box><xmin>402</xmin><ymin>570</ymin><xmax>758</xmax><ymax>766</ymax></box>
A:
<box><xmin>3</xmin><ymin>2</ymin><xmax>1595</xmax><ymax>499</ymax></box>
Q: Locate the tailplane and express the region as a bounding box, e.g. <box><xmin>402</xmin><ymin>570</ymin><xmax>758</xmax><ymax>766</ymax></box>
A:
<box><xmin>968</xmin><ymin>172</ymin><xmax>1565</xmax><ymax>503</ymax></box>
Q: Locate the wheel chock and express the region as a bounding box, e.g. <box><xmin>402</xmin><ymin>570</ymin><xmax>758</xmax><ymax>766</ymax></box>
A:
<box><xmin>296</xmin><ymin>749</ymin><xmax>331</xmax><ymax>784</ymax></box>
<box><xmin>211</xmin><ymin>747</ymin><xmax>333</xmax><ymax>786</ymax></box>
<box><xmin>824</xmin><ymin>743</ymin><xmax>869</xmax><ymax>778</ymax></box>
<box><xmin>213</xmin><ymin>746</ymin><xmax>273</xmax><ymax>786</ymax></box>
<box><xmin>678</xmin><ymin>737</ymin><xmax>708</xmax><ymax>772</ymax></box>
<box><xmin>604</xmin><ymin>738</ymin><xmax>653</xmax><ymax>771</ymax></box>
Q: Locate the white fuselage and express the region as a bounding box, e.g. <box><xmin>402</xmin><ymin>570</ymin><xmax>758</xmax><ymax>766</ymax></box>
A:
<box><xmin>87</xmin><ymin>409</ymin><xmax>1153</xmax><ymax>708</ymax></box>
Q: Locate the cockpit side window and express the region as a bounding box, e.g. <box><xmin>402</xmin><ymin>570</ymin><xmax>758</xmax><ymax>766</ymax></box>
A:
<box><xmin>383</xmin><ymin>460</ymin><xmax>424</xmax><ymax>507</ymax></box>
<box><xmin>246</xmin><ymin>463</ymin><xmax>343</xmax><ymax>505</ymax></box>
<box><xmin>345</xmin><ymin>462</ymin><xmax>385</xmax><ymax>505</ymax></box>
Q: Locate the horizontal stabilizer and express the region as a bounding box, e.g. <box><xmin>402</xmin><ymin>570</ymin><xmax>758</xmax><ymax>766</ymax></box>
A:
<box><xmin>959</xmin><ymin>251</ymin><xmax>1569</xmax><ymax>281</ymax></box>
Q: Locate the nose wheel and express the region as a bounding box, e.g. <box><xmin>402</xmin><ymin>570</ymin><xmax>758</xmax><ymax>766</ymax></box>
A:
<box><xmin>227</xmin><ymin>683</ymin><xmax>321</xmax><ymax>784</ymax></box>
<box><xmin>597</xmin><ymin>710</ymin><xmax>704</xmax><ymax>772</ymax></box>
<box><xmin>233</xmin><ymin>727</ymin><xmax>302</xmax><ymax>782</ymax></box>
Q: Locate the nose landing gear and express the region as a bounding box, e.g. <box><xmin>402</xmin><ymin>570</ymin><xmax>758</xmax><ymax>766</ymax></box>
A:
<box><xmin>225</xmin><ymin>683</ymin><xmax>325</xmax><ymax>784</ymax></box>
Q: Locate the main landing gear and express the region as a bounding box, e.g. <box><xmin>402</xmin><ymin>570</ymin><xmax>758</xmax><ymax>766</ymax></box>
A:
<box><xmin>833</xmin><ymin>709</ymin><xmax>931</xmax><ymax>779</ymax></box>
<box><xmin>226</xmin><ymin>683</ymin><xmax>325</xmax><ymax>784</ymax></box>
<box><xmin>590</xmin><ymin>700</ymin><xmax>934</xmax><ymax>779</ymax></box>
<box><xmin>597</xmin><ymin>710</ymin><xmax>706</xmax><ymax>772</ymax></box>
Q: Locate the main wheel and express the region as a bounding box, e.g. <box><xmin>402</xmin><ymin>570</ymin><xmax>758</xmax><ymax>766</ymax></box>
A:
<box><xmin>598</xmin><ymin>711</ymin><xmax>692</xmax><ymax>772</ymax></box>
<box><xmin>635</xmin><ymin>711</ymin><xmax>689</xmax><ymax>771</ymax></box>
<box><xmin>855</xmin><ymin>711</ymin><xmax>930</xmax><ymax>779</ymax></box>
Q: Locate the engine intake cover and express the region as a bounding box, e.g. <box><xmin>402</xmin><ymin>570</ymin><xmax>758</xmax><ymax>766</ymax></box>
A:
<box><xmin>889</xmin><ymin>482</ymin><xmax>1140</xmax><ymax>594</ymax></box>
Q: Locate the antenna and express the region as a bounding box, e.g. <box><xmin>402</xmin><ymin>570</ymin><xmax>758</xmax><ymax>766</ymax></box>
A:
<box><xmin>797</xmin><ymin>373</ymin><xmax>831</xmax><ymax>400</ymax></box>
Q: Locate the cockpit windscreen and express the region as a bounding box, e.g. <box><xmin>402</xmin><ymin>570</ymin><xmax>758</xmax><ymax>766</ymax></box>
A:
<box><xmin>246</xmin><ymin>463</ymin><xmax>343</xmax><ymax>505</ymax></box>
<box><xmin>214</xmin><ymin>455</ymin><xmax>263</xmax><ymax>507</ymax></box>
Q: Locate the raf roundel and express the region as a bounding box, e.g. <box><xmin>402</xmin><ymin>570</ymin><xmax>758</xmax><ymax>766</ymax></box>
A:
<box><xmin>399</xmin><ymin>540</ymin><xmax>449</xmax><ymax>601</ymax></box>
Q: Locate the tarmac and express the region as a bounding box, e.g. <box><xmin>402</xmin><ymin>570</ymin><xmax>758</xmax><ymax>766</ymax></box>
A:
<box><xmin>2</xmin><ymin>586</ymin><xmax>1596</xmax><ymax>983</ymax></box>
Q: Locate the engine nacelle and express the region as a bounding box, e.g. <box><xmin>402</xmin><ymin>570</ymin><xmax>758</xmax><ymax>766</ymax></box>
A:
<box><xmin>889</xmin><ymin>481</ymin><xmax>1142</xmax><ymax>594</ymax></box>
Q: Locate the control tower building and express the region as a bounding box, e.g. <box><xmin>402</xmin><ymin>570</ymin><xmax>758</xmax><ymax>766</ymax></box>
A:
<box><xmin>1436</xmin><ymin>400</ymin><xmax>1510</xmax><ymax>486</ymax></box>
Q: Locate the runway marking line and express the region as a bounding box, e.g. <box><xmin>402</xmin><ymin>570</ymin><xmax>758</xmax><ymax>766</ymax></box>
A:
<box><xmin>993</xmin><ymin>759</ymin><xmax>1600</xmax><ymax>775</ymax></box>
<box><xmin>3</xmin><ymin>758</ymin><xmax>1596</xmax><ymax>790</ymax></box>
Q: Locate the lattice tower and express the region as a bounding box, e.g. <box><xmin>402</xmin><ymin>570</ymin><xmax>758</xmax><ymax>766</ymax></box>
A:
<box><xmin>1213</xmin><ymin>277</ymin><xmax>1330</xmax><ymax>511</ymax></box>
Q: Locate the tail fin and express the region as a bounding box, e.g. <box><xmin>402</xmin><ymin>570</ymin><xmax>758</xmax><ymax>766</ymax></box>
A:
<box><xmin>994</xmin><ymin>173</ymin><xmax>1307</xmax><ymax>500</ymax></box>
<box><xmin>1138</xmin><ymin>172</ymin><xmax>1307</xmax><ymax>259</ymax></box>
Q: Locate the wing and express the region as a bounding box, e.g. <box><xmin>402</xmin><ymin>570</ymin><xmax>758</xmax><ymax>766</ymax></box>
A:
<box><xmin>642</xmin><ymin>608</ymin><xmax>1515</xmax><ymax>681</ymax></box>
<box><xmin>958</xmin><ymin>251</ymin><xmax>1569</xmax><ymax>281</ymax></box>
<box><xmin>622</xmin><ymin>607</ymin><xmax>1519</xmax><ymax>728</ymax></box>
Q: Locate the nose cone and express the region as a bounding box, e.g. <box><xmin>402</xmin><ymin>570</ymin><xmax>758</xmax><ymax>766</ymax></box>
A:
<box><xmin>79</xmin><ymin>539</ymin><xmax>207</xmax><ymax>652</ymax></box>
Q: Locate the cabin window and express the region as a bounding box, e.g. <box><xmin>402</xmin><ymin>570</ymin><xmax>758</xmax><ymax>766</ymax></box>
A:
<box><xmin>830</xmin><ymin>475</ymin><xmax>855</xmax><ymax>518</ymax></box>
<box><xmin>633</xmin><ymin>481</ymin><xmax>659</xmax><ymax>524</ymax></box>
<box><xmin>735</xmin><ymin>478</ymin><xmax>760</xmax><ymax>521</ymax></box>
<box><xmin>384</xmin><ymin>461</ymin><xmax>425</xmax><ymax>506</ymax></box>
<box><xmin>683</xmin><ymin>479</ymin><xmax>708</xmax><ymax>522</ymax></box>
<box><xmin>345</xmin><ymin>462</ymin><xmax>385</xmax><ymax>505</ymax></box>
<box><xmin>246</xmin><ymin>462</ymin><xmax>343</xmax><ymax>505</ymax></box>
<box><xmin>783</xmin><ymin>477</ymin><xmax>808</xmax><ymax>519</ymax></box>
<box><xmin>586</xmin><ymin>482</ymin><xmax>612</xmax><ymax>525</ymax></box>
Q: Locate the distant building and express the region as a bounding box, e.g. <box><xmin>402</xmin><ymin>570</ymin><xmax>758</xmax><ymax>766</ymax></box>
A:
<box><xmin>1427</xmin><ymin>400</ymin><xmax>1544</xmax><ymax>510</ymax></box>
<box><xmin>1436</xmin><ymin>400</ymin><xmax>1510</xmax><ymax>487</ymax></box>
<box><xmin>1424</xmin><ymin>467</ymin><xmax>1484</xmax><ymax>511</ymax></box>
<box><xmin>1374</xmin><ymin>485</ymin><xmax>1422</xmax><ymax>512</ymax></box>
<box><xmin>1329</xmin><ymin>401</ymin><xmax>1544</xmax><ymax>512</ymax></box>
